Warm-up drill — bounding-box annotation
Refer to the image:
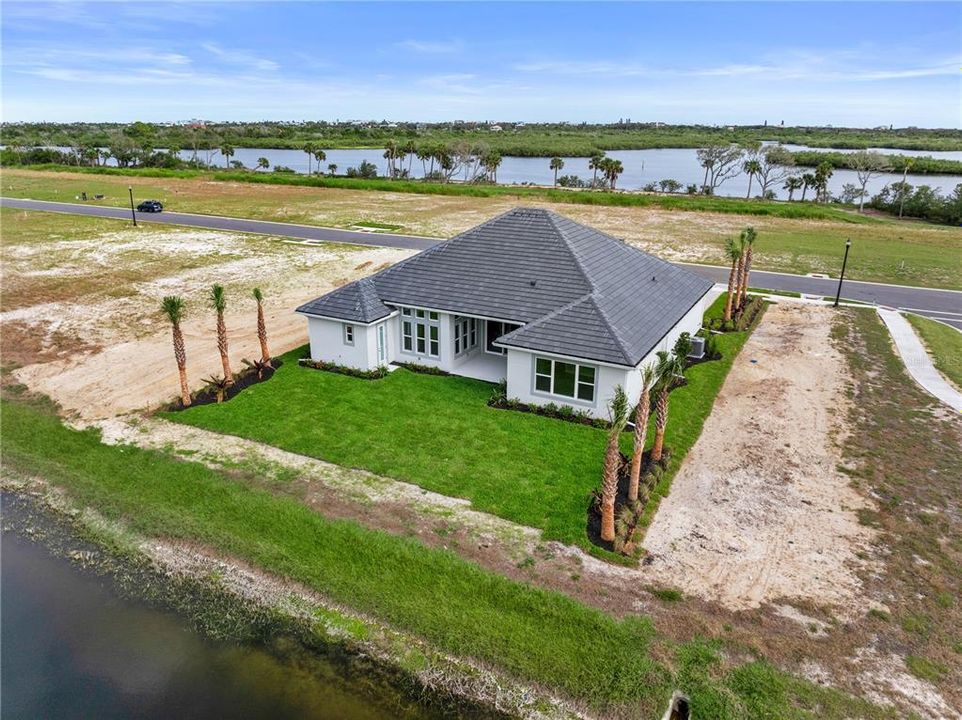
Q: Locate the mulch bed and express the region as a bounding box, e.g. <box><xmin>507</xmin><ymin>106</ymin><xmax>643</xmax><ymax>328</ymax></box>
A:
<box><xmin>167</xmin><ymin>358</ymin><xmax>283</xmax><ymax>411</ymax></box>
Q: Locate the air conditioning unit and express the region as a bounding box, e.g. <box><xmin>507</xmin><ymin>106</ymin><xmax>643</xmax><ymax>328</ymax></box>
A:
<box><xmin>688</xmin><ymin>336</ymin><xmax>706</xmax><ymax>360</ymax></box>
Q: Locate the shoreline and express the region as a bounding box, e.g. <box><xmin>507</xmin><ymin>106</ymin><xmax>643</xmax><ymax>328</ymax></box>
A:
<box><xmin>1</xmin><ymin>477</ymin><xmax>586</xmax><ymax>720</ymax></box>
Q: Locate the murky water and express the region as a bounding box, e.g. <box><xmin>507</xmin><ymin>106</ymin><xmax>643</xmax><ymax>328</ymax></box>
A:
<box><xmin>0</xmin><ymin>526</ymin><xmax>462</xmax><ymax>720</ymax></box>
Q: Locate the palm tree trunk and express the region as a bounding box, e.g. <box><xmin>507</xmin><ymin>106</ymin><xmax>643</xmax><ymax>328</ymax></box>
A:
<box><xmin>172</xmin><ymin>322</ymin><xmax>191</xmax><ymax>407</ymax></box>
<box><xmin>216</xmin><ymin>311</ymin><xmax>233</xmax><ymax>384</ymax></box>
<box><xmin>628</xmin><ymin>389</ymin><xmax>651</xmax><ymax>502</ymax></box>
<box><xmin>740</xmin><ymin>247</ymin><xmax>754</xmax><ymax>308</ymax></box>
<box><xmin>723</xmin><ymin>259</ymin><xmax>738</xmax><ymax>322</ymax></box>
<box><xmin>256</xmin><ymin>302</ymin><xmax>271</xmax><ymax>365</ymax></box>
<box><xmin>801</xmin><ymin>186</ymin><xmax>808</xmax><ymax>202</ymax></box>
<box><xmin>650</xmin><ymin>388</ymin><xmax>669</xmax><ymax>462</ymax></box>
<box><xmin>601</xmin><ymin>439</ymin><xmax>620</xmax><ymax>542</ymax></box>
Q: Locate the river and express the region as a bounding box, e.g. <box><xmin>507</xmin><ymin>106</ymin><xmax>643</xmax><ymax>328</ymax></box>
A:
<box><xmin>0</xmin><ymin>513</ymin><xmax>467</xmax><ymax>720</ymax></box>
<box><xmin>172</xmin><ymin>145</ymin><xmax>962</xmax><ymax>201</ymax></box>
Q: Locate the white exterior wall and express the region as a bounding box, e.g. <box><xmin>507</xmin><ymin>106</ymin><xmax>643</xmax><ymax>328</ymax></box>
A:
<box><xmin>504</xmin><ymin>293</ymin><xmax>708</xmax><ymax>419</ymax></box>
<box><xmin>306</xmin><ymin>316</ymin><xmax>395</xmax><ymax>371</ymax></box>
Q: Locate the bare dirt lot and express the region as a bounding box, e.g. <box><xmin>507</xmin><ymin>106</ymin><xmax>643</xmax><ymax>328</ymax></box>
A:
<box><xmin>644</xmin><ymin>302</ymin><xmax>879</xmax><ymax>616</ymax></box>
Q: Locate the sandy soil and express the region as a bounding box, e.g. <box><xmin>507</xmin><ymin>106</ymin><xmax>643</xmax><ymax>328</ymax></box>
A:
<box><xmin>3</xmin><ymin>222</ymin><xmax>412</xmax><ymax>418</ymax></box>
<box><xmin>643</xmin><ymin>303</ymin><xmax>880</xmax><ymax>616</ymax></box>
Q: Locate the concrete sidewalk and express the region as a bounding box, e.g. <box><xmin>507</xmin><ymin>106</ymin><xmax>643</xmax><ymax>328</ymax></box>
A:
<box><xmin>878</xmin><ymin>308</ymin><xmax>962</xmax><ymax>413</ymax></box>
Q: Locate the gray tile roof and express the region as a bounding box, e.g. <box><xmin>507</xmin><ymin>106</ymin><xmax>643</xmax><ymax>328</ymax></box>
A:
<box><xmin>298</xmin><ymin>208</ymin><xmax>712</xmax><ymax>365</ymax></box>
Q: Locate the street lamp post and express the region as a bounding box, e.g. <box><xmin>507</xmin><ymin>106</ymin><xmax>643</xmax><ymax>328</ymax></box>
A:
<box><xmin>833</xmin><ymin>239</ymin><xmax>851</xmax><ymax>307</ymax></box>
<box><xmin>128</xmin><ymin>186</ymin><xmax>137</xmax><ymax>227</ymax></box>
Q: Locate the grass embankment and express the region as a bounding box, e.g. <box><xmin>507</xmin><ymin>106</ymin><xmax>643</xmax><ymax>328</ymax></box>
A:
<box><xmin>905</xmin><ymin>312</ymin><xmax>962</xmax><ymax>389</ymax></box>
<box><xmin>14</xmin><ymin>163</ymin><xmax>875</xmax><ymax>222</ymax></box>
<box><xmin>6</xmin><ymin>168</ymin><xmax>961</xmax><ymax>290</ymax></box>
<box><xmin>1</xmin><ymin>396</ymin><xmax>890</xmax><ymax>719</ymax></box>
<box><xmin>832</xmin><ymin>310</ymin><xmax>962</xmax><ymax>698</ymax></box>
<box><xmin>166</xmin><ymin>322</ymin><xmax>748</xmax><ymax>551</ymax></box>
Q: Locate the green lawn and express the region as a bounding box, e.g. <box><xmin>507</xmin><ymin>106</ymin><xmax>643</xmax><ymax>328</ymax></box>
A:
<box><xmin>168</xmin><ymin>320</ymin><xmax>752</xmax><ymax>550</ymax></box>
<box><xmin>1</xmin><ymin>396</ymin><xmax>890</xmax><ymax>718</ymax></box>
<box><xmin>906</xmin><ymin>313</ymin><xmax>962</xmax><ymax>389</ymax></box>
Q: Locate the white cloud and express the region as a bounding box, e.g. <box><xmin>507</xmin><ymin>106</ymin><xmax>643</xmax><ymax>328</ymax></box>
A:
<box><xmin>396</xmin><ymin>39</ymin><xmax>463</xmax><ymax>54</ymax></box>
<box><xmin>200</xmin><ymin>43</ymin><xmax>279</xmax><ymax>72</ymax></box>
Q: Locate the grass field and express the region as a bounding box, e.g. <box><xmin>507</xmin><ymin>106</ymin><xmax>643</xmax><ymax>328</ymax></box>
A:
<box><xmin>167</xmin><ymin>322</ymin><xmax>750</xmax><ymax>551</ymax></box>
<box><xmin>5</xmin><ymin>168</ymin><xmax>961</xmax><ymax>289</ymax></box>
<box><xmin>905</xmin><ymin>312</ymin><xmax>962</xmax><ymax>389</ymax></box>
<box><xmin>1</xmin><ymin>393</ymin><xmax>893</xmax><ymax>719</ymax></box>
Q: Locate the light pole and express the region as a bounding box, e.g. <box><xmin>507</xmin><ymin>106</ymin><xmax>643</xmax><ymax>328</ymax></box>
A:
<box><xmin>833</xmin><ymin>239</ymin><xmax>851</xmax><ymax>307</ymax></box>
<box><xmin>128</xmin><ymin>186</ymin><xmax>137</xmax><ymax>227</ymax></box>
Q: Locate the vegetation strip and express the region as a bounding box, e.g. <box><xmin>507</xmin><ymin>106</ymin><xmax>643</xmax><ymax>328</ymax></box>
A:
<box><xmin>0</xmin><ymin>395</ymin><xmax>894</xmax><ymax>719</ymax></box>
<box><xmin>904</xmin><ymin>312</ymin><xmax>962</xmax><ymax>390</ymax></box>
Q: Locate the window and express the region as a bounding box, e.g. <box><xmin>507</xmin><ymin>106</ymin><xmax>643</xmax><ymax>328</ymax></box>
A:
<box><xmin>343</xmin><ymin>324</ymin><xmax>354</xmax><ymax>345</ymax></box>
<box><xmin>534</xmin><ymin>357</ymin><xmax>596</xmax><ymax>402</ymax></box>
<box><xmin>400</xmin><ymin>307</ymin><xmax>439</xmax><ymax>357</ymax></box>
<box><xmin>454</xmin><ymin>316</ymin><xmax>477</xmax><ymax>355</ymax></box>
<box><xmin>486</xmin><ymin>321</ymin><xmax>521</xmax><ymax>355</ymax></box>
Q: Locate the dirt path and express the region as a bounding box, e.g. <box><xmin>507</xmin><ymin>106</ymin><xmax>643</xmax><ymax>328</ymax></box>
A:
<box><xmin>643</xmin><ymin>303</ymin><xmax>879</xmax><ymax>616</ymax></box>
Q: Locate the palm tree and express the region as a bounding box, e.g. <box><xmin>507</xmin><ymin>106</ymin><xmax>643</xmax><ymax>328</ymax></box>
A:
<box><xmin>588</xmin><ymin>152</ymin><xmax>604</xmax><ymax>187</ymax></box>
<box><xmin>602</xmin><ymin>158</ymin><xmax>624</xmax><ymax>190</ymax></box>
<box><xmin>303</xmin><ymin>142</ymin><xmax>316</xmax><ymax>175</ymax></box>
<box><xmin>783</xmin><ymin>176</ymin><xmax>803</xmax><ymax>201</ymax></box>
<box><xmin>313</xmin><ymin>148</ymin><xmax>327</xmax><ymax>175</ymax></box>
<box><xmin>650</xmin><ymin>351</ymin><xmax>684</xmax><ymax>463</ymax></box>
<box><xmin>203</xmin><ymin>375</ymin><xmax>230</xmax><ymax>404</ymax></box>
<box><xmin>252</xmin><ymin>287</ymin><xmax>271</xmax><ymax>365</ymax></box>
<box><xmin>256</xmin><ymin>157</ymin><xmax>270</xmax><ymax>171</ymax></box>
<box><xmin>723</xmin><ymin>235</ymin><xmax>742</xmax><ymax>323</ymax></box>
<box><xmin>800</xmin><ymin>173</ymin><xmax>815</xmax><ymax>202</ymax></box>
<box><xmin>628</xmin><ymin>366</ymin><xmax>656</xmax><ymax>502</ymax></box>
<box><xmin>161</xmin><ymin>296</ymin><xmax>191</xmax><ymax>407</ymax></box>
<box><xmin>737</xmin><ymin>226</ymin><xmax>757</xmax><ymax>310</ymax></box>
<box><xmin>328</xmin><ymin>163</ymin><xmax>338</xmax><ymax>176</ymax></box>
<box><xmin>220</xmin><ymin>143</ymin><xmax>234</xmax><ymax>169</ymax></box>
<box><xmin>549</xmin><ymin>157</ymin><xmax>564</xmax><ymax>187</ymax></box>
<box><xmin>208</xmin><ymin>284</ymin><xmax>233</xmax><ymax>385</ymax></box>
<box><xmin>601</xmin><ymin>386</ymin><xmax>629</xmax><ymax>542</ymax></box>
<box><xmin>743</xmin><ymin>159</ymin><xmax>761</xmax><ymax>199</ymax></box>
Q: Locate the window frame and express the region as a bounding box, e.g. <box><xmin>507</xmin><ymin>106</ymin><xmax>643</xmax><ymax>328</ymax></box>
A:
<box><xmin>532</xmin><ymin>356</ymin><xmax>597</xmax><ymax>404</ymax></box>
<box><xmin>343</xmin><ymin>324</ymin><xmax>355</xmax><ymax>346</ymax></box>
<box><xmin>399</xmin><ymin>306</ymin><xmax>440</xmax><ymax>358</ymax></box>
<box><xmin>454</xmin><ymin>315</ymin><xmax>477</xmax><ymax>356</ymax></box>
<box><xmin>485</xmin><ymin>320</ymin><xmax>521</xmax><ymax>356</ymax></box>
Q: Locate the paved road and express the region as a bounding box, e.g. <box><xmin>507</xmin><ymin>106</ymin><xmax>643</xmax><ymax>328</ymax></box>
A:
<box><xmin>5</xmin><ymin>196</ymin><xmax>960</xmax><ymax>329</ymax></box>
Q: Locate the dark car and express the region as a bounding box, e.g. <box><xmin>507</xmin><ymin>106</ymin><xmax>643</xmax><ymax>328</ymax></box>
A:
<box><xmin>136</xmin><ymin>200</ymin><xmax>163</xmax><ymax>213</ymax></box>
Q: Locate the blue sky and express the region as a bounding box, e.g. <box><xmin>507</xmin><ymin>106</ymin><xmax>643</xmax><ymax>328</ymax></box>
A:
<box><xmin>2</xmin><ymin>1</ymin><xmax>960</xmax><ymax>126</ymax></box>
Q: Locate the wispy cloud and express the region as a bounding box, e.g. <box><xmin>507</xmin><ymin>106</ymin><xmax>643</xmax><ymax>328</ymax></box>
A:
<box><xmin>396</xmin><ymin>39</ymin><xmax>463</xmax><ymax>54</ymax></box>
<box><xmin>201</xmin><ymin>43</ymin><xmax>279</xmax><ymax>72</ymax></box>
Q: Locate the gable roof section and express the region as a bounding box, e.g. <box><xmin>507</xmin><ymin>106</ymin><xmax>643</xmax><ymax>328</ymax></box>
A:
<box><xmin>297</xmin><ymin>208</ymin><xmax>713</xmax><ymax>364</ymax></box>
<box><xmin>296</xmin><ymin>277</ymin><xmax>392</xmax><ymax>323</ymax></box>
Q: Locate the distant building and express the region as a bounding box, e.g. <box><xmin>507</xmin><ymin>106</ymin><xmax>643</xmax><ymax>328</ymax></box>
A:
<box><xmin>490</xmin><ymin>125</ymin><xmax>503</xmax><ymax>132</ymax></box>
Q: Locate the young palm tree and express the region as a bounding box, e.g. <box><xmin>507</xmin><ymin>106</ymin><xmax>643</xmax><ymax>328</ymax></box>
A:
<box><xmin>601</xmin><ymin>385</ymin><xmax>629</xmax><ymax>542</ymax></box>
<box><xmin>203</xmin><ymin>375</ymin><xmax>230</xmax><ymax>404</ymax></box>
<box><xmin>723</xmin><ymin>235</ymin><xmax>742</xmax><ymax>323</ymax></box>
<box><xmin>588</xmin><ymin>152</ymin><xmax>604</xmax><ymax>187</ymax></box>
<box><xmin>252</xmin><ymin>287</ymin><xmax>271</xmax><ymax>365</ymax></box>
<box><xmin>328</xmin><ymin>163</ymin><xmax>338</xmax><ymax>176</ymax></box>
<box><xmin>737</xmin><ymin>226</ymin><xmax>757</xmax><ymax>310</ymax></box>
<box><xmin>313</xmin><ymin>148</ymin><xmax>327</xmax><ymax>174</ymax></box>
<box><xmin>627</xmin><ymin>366</ymin><xmax>656</xmax><ymax>502</ymax></box>
<box><xmin>800</xmin><ymin>172</ymin><xmax>815</xmax><ymax>202</ymax></box>
<box><xmin>220</xmin><ymin>143</ymin><xmax>234</xmax><ymax>169</ymax></box>
<box><xmin>651</xmin><ymin>351</ymin><xmax>684</xmax><ymax>463</ymax></box>
<box><xmin>208</xmin><ymin>284</ymin><xmax>233</xmax><ymax>385</ymax></box>
<box><xmin>743</xmin><ymin>159</ymin><xmax>761</xmax><ymax>199</ymax></box>
<box><xmin>303</xmin><ymin>142</ymin><xmax>316</xmax><ymax>175</ymax></box>
<box><xmin>161</xmin><ymin>296</ymin><xmax>191</xmax><ymax>407</ymax></box>
<box><xmin>783</xmin><ymin>176</ymin><xmax>803</xmax><ymax>201</ymax></box>
<box><xmin>549</xmin><ymin>156</ymin><xmax>564</xmax><ymax>186</ymax></box>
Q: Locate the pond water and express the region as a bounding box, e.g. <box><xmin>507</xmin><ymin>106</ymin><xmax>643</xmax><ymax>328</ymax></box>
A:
<box><xmin>0</xmin><ymin>521</ymin><xmax>459</xmax><ymax>720</ymax></box>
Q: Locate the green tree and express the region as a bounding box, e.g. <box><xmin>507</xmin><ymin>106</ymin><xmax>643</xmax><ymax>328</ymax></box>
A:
<box><xmin>627</xmin><ymin>367</ymin><xmax>656</xmax><ymax>503</ymax></box>
<box><xmin>850</xmin><ymin>150</ymin><xmax>890</xmax><ymax>212</ymax></box>
<box><xmin>161</xmin><ymin>296</ymin><xmax>191</xmax><ymax>407</ymax></box>
<box><xmin>208</xmin><ymin>284</ymin><xmax>233</xmax><ymax>384</ymax></box>
<box><xmin>783</xmin><ymin>176</ymin><xmax>803</xmax><ymax>201</ymax></box>
<box><xmin>303</xmin><ymin>142</ymin><xmax>316</xmax><ymax>174</ymax></box>
<box><xmin>588</xmin><ymin>152</ymin><xmax>605</xmax><ymax>187</ymax></box>
<box><xmin>601</xmin><ymin>385</ymin><xmax>629</xmax><ymax>542</ymax></box>
<box><xmin>252</xmin><ymin>287</ymin><xmax>271</xmax><ymax>365</ymax></box>
<box><xmin>736</xmin><ymin>226</ymin><xmax>757</xmax><ymax>310</ymax></box>
<box><xmin>723</xmin><ymin>235</ymin><xmax>742</xmax><ymax>323</ymax></box>
<box><xmin>313</xmin><ymin>147</ymin><xmax>327</xmax><ymax>174</ymax></box>
<box><xmin>743</xmin><ymin>159</ymin><xmax>762</xmax><ymax>199</ymax></box>
<box><xmin>256</xmin><ymin>157</ymin><xmax>270</xmax><ymax>171</ymax></box>
<box><xmin>650</xmin><ymin>351</ymin><xmax>685</xmax><ymax>463</ymax></box>
<box><xmin>220</xmin><ymin>143</ymin><xmax>235</xmax><ymax>169</ymax></box>
<box><xmin>800</xmin><ymin>172</ymin><xmax>816</xmax><ymax>202</ymax></box>
<box><xmin>549</xmin><ymin>156</ymin><xmax>565</xmax><ymax>186</ymax></box>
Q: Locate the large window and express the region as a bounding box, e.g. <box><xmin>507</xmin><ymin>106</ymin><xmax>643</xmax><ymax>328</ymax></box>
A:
<box><xmin>401</xmin><ymin>307</ymin><xmax>440</xmax><ymax>357</ymax></box>
<box><xmin>534</xmin><ymin>357</ymin><xmax>596</xmax><ymax>402</ymax></box>
<box><xmin>486</xmin><ymin>320</ymin><xmax>521</xmax><ymax>355</ymax></box>
<box><xmin>454</xmin><ymin>316</ymin><xmax>477</xmax><ymax>355</ymax></box>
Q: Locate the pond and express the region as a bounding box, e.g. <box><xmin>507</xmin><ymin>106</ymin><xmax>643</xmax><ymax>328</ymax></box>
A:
<box><xmin>0</xmin><ymin>506</ymin><xmax>468</xmax><ymax>720</ymax></box>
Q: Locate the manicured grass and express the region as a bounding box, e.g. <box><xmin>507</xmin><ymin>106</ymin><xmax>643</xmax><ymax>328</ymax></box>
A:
<box><xmin>1</xmin><ymin>396</ymin><xmax>892</xmax><ymax>718</ymax></box>
<box><xmin>167</xmin><ymin>328</ymin><xmax>749</xmax><ymax>550</ymax></box>
<box><xmin>905</xmin><ymin>312</ymin><xmax>962</xmax><ymax>389</ymax></box>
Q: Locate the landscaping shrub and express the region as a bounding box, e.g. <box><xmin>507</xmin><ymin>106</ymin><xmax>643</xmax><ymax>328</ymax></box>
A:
<box><xmin>394</xmin><ymin>362</ymin><xmax>451</xmax><ymax>376</ymax></box>
<box><xmin>167</xmin><ymin>359</ymin><xmax>283</xmax><ymax>410</ymax></box>
<box><xmin>298</xmin><ymin>358</ymin><xmax>388</xmax><ymax>380</ymax></box>
<box><xmin>488</xmin><ymin>393</ymin><xmax>608</xmax><ymax>429</ymax></box>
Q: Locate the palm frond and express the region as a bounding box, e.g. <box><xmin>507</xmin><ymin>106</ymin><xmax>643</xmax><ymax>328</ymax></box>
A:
<box><xmin>208</xmin><ymin>283</ymin><xmax>227</xmax><ymax>312</ymax></box>
<box><xmin>160</xmin><ymin>295</ymin><xmax>185</xmax><ymax>323</ymax></box>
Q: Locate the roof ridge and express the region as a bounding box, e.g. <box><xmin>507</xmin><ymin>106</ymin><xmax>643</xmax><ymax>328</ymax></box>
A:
<box><xmin>544</xmin><ymin>210</ymin><xmax>596</xmax><ymax>293</ymax></box>
<box><xmin>585</xmin><ymin>292</ymin><xmax>634</xmax><ymax>364</ymax></box>
<box><xmin>497</xmin><ymin>291</ymin><xmax>593</xmax><ymax>343</ymax></box>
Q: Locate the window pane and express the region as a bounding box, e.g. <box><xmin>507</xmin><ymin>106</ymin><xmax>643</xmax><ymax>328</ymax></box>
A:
<box><xmin>416</xmin><ymin>309</ymin><xmax>425</xmax><ymax>318</ymax></box>
<box><xmin>486</xmin><ymin>321</ymin><xmax>502</xmax><ymax>352</ymax></box>
<box><xmin>536</xmin><ymin>358</ymin><xmax>551</xmax><ymax>376</ymax></box>
<box><xmin>577</xmin><ymin>383</ymin><xmax>594</xmax><ymax>401</ymax></box>
<box><xmin>402</xmin><ymin>308</ymin><xmax>411</xmax><ymax>316</ymax></box>
<box><xmin>430</xmin><ymin>326</ymin><xmax>438</xmax><ymax>341</ymax></box>
<box><xmin>430</xmin><ymin>340</ymin><xmax>439</xmax><ymax>356</ymax></box>
<box><xmin>429</xmin><ymin>311</ymin><xmax>438</xmax><ymax>321</ymax></box>
<box><xmin>455</xmin><ymin>338</ymin><xmax>461</xmax><ymax>354</ymax></box>
<box><xmin>535</xmin><ymin>374</ymin><xmax>551</xmax><ymax>392</ymax></box>
<box><xmin>417</xmin><ymin>338</ymin><xmax>425</xmax><ymax>353</ymax></box>
<box><xmin>578</xmin><ymin>365</ymin><xmax>595</xmax><ymax>384</ymax></box>
<box><xmin>554</xmin><ymin>362</ymin><xmax>576</xmax><ymax>397</ymax></box>
<box><xmin>417</xmin><ymin>325</ymin><xmax>425</xmax><ymax>339</ymax></box>
<box><xmin>403</xmin><ymin>336</ymin><xmax>412</xmax><ymax>351</ymax></box>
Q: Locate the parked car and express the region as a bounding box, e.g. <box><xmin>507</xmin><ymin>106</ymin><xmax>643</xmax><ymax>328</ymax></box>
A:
<box><xmin>136</xmin><ymin>200</ymin><xmax>163</xmax><ymax>213</ymax></box>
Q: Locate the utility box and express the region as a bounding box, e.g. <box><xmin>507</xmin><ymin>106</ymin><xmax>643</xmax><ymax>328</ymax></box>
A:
<box><xmin>688</xmin><ymin>336</ymin><xmax>706</xmax><ymax>360</ymax></box>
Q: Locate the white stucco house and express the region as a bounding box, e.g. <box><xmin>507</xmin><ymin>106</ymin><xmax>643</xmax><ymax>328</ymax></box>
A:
<box><xmin>296</xmin><ymin>208</ymin><xmax>712</xmax><ymax>418</ymax></box>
